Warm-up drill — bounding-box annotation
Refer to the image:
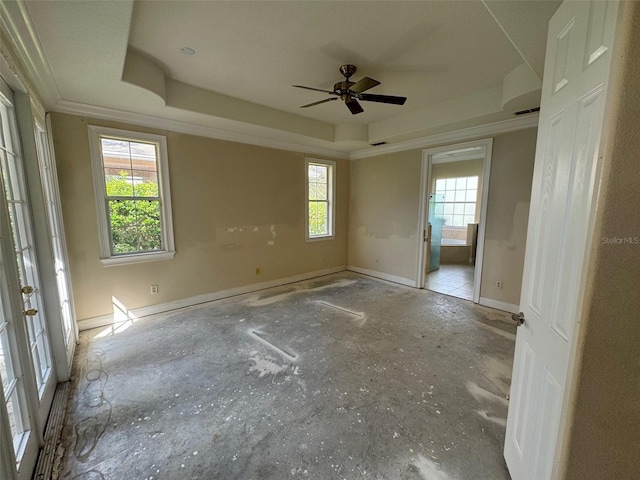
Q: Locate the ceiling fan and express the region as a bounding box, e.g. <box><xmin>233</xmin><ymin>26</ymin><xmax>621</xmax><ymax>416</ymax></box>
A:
<box><xmin>293</xmin><ymin>64</ymin><xmax>407</xmax><ymax>115</ymax></box>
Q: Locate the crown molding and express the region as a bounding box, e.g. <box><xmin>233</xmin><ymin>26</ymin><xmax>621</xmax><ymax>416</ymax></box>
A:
<box><xmin>54</xmin><ymin>100</ymin><xmax>350</xmax><ymax>160</ymax></box>
<box><xmin>349</xmin><ymin>113</ymin><xmax>540</xmax><ymax>160</ymax></box>
<box><xmin>0</xmin><ymin>0</ymin><xmax>60</xmax><ymax>107</ymax></box>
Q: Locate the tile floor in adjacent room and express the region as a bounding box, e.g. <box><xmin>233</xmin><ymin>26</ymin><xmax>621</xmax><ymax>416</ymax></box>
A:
<box><xmin>425</xmin><ymin>264</ymin><xmax>476</xmax><ymax>301</ymax></box>
<box><xmin>56</xmin><ymin>272</ymin><xmax>515</xmax><ymax>480</ymax></box>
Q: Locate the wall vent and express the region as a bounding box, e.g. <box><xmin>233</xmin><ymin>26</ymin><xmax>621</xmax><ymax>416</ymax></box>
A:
<box><xmin>370</xmin><ymin>141</ymin><xmax>388</xmax><ymax>146</ymax></box>
<box><xmin>515</xmin><ymin>107</ymin><xmax>541</xmax><ymax>116</ymax></box>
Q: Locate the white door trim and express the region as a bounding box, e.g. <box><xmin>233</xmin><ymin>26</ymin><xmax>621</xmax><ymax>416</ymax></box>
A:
<box><xmin>416</xmin><ymin>138</ymin><xmax>493</xmax><ymax>305</ymax></box>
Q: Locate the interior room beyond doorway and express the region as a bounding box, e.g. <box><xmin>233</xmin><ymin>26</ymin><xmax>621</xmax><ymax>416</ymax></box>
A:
<box><xmin>422</xmin><ymin>142</ymin><xmax>489</xmax><ymax>302</ymax></box>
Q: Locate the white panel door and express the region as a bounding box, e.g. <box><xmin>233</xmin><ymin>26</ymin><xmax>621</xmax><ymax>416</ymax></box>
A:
<box><xmin>504</xmin><ymin>1</ymin><xmax>619</xmax><ymax>479</ymax></box>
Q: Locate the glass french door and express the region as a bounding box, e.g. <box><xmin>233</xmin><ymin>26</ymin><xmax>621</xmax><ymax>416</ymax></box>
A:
<box><xmin>0</xmin><ymin>80</ymin><xmax>56</xmax><ymax>478</ymax></box>
<box><xmin>35</xmin><ymin>121</ymin><xmax>77</xmax><ymax>365</ymax></box>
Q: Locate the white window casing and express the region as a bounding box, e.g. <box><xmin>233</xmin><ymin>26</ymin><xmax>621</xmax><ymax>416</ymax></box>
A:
<box><xmin>305</xmin><ymin>158</ymin><xmax>335</xmax><ymax>241</ymax></box>
<box><xmin>88</xmin><ymin>126</ymin><xmax>175</xmax><ymax>266</ymax></box>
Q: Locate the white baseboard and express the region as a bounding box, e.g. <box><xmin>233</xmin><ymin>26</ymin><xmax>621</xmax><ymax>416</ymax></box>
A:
<box><xmin>347</xmin><ymin>265</ymin><xmax>416</xmax><ymax>288</ymax></box>
<box><xmin>77</xmin><ymin>265</ymin><xmax>347</xmax><ymax>331</ymax></box>
<box><xmin>479</xmin><ymin>296</ymin><xmax>519</xmax><ymax>314</ymax></box>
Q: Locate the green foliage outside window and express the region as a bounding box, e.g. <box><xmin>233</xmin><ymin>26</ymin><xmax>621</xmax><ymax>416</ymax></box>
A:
<box><xmin>106</xmin><ymin>173</ymin><xmax>162</xmax><ymax>254</ymax></box>
<box><xmin>308</xmin><ymin>201</ymin><xmax>328</xmax><ymax>236</ymax></box>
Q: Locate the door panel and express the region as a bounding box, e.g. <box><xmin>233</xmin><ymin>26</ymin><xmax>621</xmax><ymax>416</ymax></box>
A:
<box><xmin>34</xmin><ymin>122</ymin><xmax>77</xmax><ymax>364</ymax></box>
<box><xmin>0</xmin><ymin>78</ymin><xmax>56</xmax><ymax>479</ymax></box>
<box><xmin>504</xmin><ymin>1</ymin><xmax>619</xmax><ymax>479</ymax></box>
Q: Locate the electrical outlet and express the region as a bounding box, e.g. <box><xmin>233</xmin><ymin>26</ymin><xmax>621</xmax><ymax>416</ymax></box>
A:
<box><xmin>256</xmin><ymin>267</ymin><xmax>261</xmax><ymax>276</ymax></box>
<box><xmin>495</xmin><ymin>281</ymin><xmax>503</xmax><ymax>289</ymax></box>
<box><xmin>151</xmin><ymin>284</ymin><xmax>159</xmax><ymax>295</ymax></box>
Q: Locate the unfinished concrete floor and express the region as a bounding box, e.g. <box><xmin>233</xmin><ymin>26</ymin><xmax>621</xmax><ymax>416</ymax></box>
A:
<box><xmin>57</xmin><ymin>272</ymin><xmax>516</xmax><ymax>480</ymax></box>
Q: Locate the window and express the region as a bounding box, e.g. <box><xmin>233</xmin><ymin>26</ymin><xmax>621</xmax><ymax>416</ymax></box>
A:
<box><xmin>306</xmin><ymin>158</ymin><xmax>335</xmax><ymax>240</ymax></box>
<box><xmin>88</xmin><ymin>126</ymin><xmax>174</xmax><ymax>265</ymax></box>
<box><xmin>434</xmin><ymin>176</ymin><xmax>478</xmax><ymax>227</ymax></box>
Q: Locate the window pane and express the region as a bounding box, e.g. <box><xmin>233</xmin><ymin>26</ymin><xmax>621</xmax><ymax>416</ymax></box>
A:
<box><xmin>443</xmin><ymin>203</ymin><xmax>454</xmax><ymax>215</ymax></box>
<box><xmin>132</xmin><ymin>171</ymin><xmax>159</xmax><ymax>198</ymax></box>
<box><xmin>466</xmin><ymin>189</ymin><xmax>477</xmax><ymax>202</ymax></box>
<box><xmin>7</xmin><ymin>393</ymin><xmax>18</xmax><ymax>440</ymax></box>
<box><xmin>315</xmin><ymin>183</ymin><xmax>327</xmax><ymax>201</ymax></box>
<box><xmin>8</xmin><ymin>202</ymin><xmax>29</xmax><ymax>251</ymax></box>
<box><xmin>464</xmin><ymin>203</ymin><xmax>476</xmax><ymax>215</ymax></box>
<box><xmin>310</xmin><ymin>183</ymin><xmax>320</xmax><ymax>201</ymax></box>
<box><xmin>309</xmin><ymin>201</ymin><xmax>328</xmax><ymax>236</ymax></box>
<box><xmin>452</xmin><ymin>215</ymin><xmax>465</xmax><ymax>227</ymax></box>
<box><xmin>464</xmin><ymin>215</ymin><xmax>475</xmax><ymax>226</ymax></box>
<box><xmin>444</xmin><ymin>190</ymin><xmax>455</xmax><ymax>202</ymax></box>
<box><xmin>105</xmin><ymin>171</ymin><xmax>134</xmax><ymax>196</ymax></box>
<box><xmin>445</xmin><ymin>178</ymin><xmax>456</xmax><ymax>190</ymax></box>
<box><xmin>129</xmin><ymin>142</ymin><xmax>157</xmax><ymax>166</ymax></box>
<box><xmin>435</xmin><ymin>179</ymin><xmax>446</xmax><ymax>190</ymax></box>
<box><xmin>467</xmin><ymin>176</ymin><xmax>478</xmax><ymax>189</ymax></box>
<box><xmin>108</xmin><ymin>199</ymin><xmax>162</xmax><ymax>254</ymax></box>
<box><xmin>456</xmin><ymin>177</ymin><xmax>467</xmax><ymax>190</ymax></box>
<box><xmin>453</xmin><ymin>203</ymin><xmax>465</xmax><ymax>215</ymax></box>
<box><xmin>0</xmin><ymin>330</ymin><xmax>13</xmax><ymax>389</ymax></box>
<box><xmin>442</xmin><ymin>214</ymin><xmax>453</xmax><ymax>226</ymax></box>
<box><xmin>454</xmin><ymin>190</ymin><xmax>466</xmax><ymax>202</ymax></box>
<box><xmin>313</xmin><ymin>165</ymin><xmax>328</xmax><ymax>183</ymax></box>
<box><xmin>434</xmin><ymin>203</ymin><xmax>444</xmax><ymax>215</ymax></box>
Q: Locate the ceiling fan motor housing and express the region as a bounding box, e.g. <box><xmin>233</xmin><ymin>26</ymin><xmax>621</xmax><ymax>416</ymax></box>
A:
<box><xmin>335</xmin><ymin>81</ymin><xmax>355</xmax><ymax>101</ymax></box>
<box><xmin>339</xmin><ymin>64</ymin><xmax>358</xmax><ymax>79</ymax></box>
<box><xmin>336</xmin><ymin>65</ymin><xmax>358</xmax><ymax>101</ymax></box>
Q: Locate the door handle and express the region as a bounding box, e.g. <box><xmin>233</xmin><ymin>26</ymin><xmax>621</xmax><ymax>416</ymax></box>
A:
<box><xmin>24</xmin><ymin>308</ymin><xmax>38</xmax><ymax>316</ymax></box>
<box><xmin>511</xmin><ymin>311</ymin><xmax>525</xmax><ymax>326</ymax></box>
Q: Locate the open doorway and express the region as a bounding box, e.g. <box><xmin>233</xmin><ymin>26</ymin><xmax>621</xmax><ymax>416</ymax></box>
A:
<box><xmin>416</xmin><ymin>139</ymin><xmax>492</xmax><ymax>302</ymax></box>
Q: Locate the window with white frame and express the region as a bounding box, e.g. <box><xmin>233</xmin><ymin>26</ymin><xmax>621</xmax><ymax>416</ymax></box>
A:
<box><xmin>88</xmin><ymin>126</ymin><xmax>174</xmax><ymax>265</ymax></box>
<box><xmin>306</xmin><ymin>158</ymin><xmax>335</xmax><ymax>240</ymax></box>
<box><xmin>434</xmin><ymin>176</ymin><xmax>478</xmax><ymax>227</ymax></box>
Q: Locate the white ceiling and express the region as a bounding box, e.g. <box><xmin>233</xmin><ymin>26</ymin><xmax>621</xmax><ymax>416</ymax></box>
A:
<box><xmin>19</xmin><ymin>0</ymin><xmax>560</xmax><ymax>155</ymax></box>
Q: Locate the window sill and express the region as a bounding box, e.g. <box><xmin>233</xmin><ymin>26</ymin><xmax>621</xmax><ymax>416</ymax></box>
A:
<box><xmin>100</xmin><ymin>251</ymin><xmax>175</xmax><ymax>266</ymax></box>
<box><xmin>306</xmin><ymin>235</ymin><xmax>334</xmax><ymax>243</ymax></box>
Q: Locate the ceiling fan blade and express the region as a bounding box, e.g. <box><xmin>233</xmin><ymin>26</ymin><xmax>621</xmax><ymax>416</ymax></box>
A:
<box><xmin>345</xmin><ymin>99</ymin><xmax>364</xmax><ymax>115</ymax></box>
<box><xmin>358</xmin><ymin>93</ymin><xmax>407</xmax><ymax>105</ymax></box>
<box><xmin>349</xmin><ymin>76</ymin><xmax>380</xmax><ymax>93</ymax></box>
<box><xmin>300</xmin><ymin>98</ymin><xmax>338</xmax><ymax>108</ymax></box>
<box><xmin>293</xmin><ymin>85</ymin><xmax>336</xmax><ymax>95</ymax></box>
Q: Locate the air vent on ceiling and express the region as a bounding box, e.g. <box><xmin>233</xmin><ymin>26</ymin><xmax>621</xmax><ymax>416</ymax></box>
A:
<box><xmin>370</xmin><ymin>141</ymin><xmax>388</xmax><ymax>147</ymax></box>
<box><xmin>514</xmin><ymin>107</ymin><xmax>541</xmax><ymax>116</ymax></box>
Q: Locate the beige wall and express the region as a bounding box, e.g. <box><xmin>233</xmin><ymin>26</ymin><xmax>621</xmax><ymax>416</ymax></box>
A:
<box><xmin>348</xmin><ymin>128</ymin><xmax>537</xmax><ymax>304</ymax></box>
<box><xmin>51</xmin><ymin>112</ymin><xmax>348</xmax><ymax>321</ymax></box>
<box><xmin>347</xmin><ymin>149</ymin><xmax>422</xmax><ymax>284</ymax></box>
<box><xmin>561</xmin><ymin>4</ymin><xmax>640</xmax><ymax>478</ymax></box>
<box><xmin>479</xmin><ymin>128</ymin><xmax>537</xmax><ymax>305</ymax></box>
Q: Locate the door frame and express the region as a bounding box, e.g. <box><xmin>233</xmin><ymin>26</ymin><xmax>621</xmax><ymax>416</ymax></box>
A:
<box><xmin>416</xmin><ymin>137</ymin><xmax>493</xmax><ymax>303</ymax></box>
<box><xmin>0</xmin><ymin>62</ymin><xmax>74</xmax><ymax>478</ymax></box>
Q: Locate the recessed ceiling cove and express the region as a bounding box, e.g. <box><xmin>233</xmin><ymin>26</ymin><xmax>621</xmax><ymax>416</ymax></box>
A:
<box><xmin>23</xmin><ymin>0</ymin><xmax>560</xmax><ymax>153</ymax></box>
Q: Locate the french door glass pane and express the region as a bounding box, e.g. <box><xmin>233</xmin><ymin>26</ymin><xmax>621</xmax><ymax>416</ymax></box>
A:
<box><xmin>0</xmin><ymin>98</ymin><xmax>52</xmax><ymax>396</ymax></box>
<box><xmin>0</xmin><ymin>301</ymin><xmax>29</xmax><ymax>457</ymax></box>
<box><xmin>36</xmin><ymin>127</ymin><xmax>75</xmax><ymax>349</ymax></box>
